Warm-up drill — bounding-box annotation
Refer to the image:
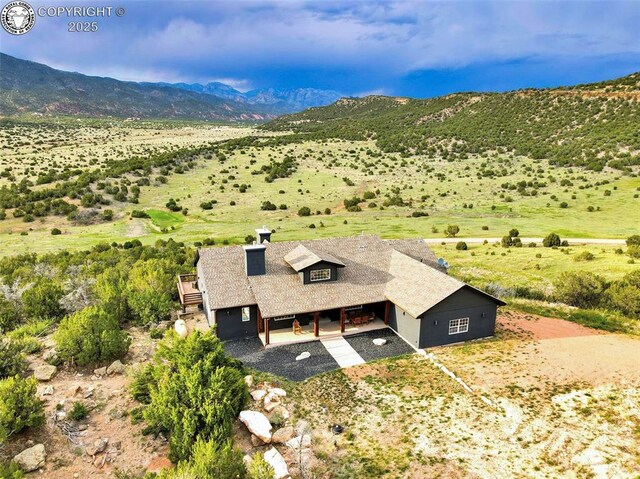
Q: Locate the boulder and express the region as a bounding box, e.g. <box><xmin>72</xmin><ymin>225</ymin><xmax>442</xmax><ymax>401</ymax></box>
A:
<box><xmin>174</xmin><ymin>319</ymin><xmax>188</xmax><ymax>338</ymax></box>
<box><xmin>271</xmin><ymin>405</ymin><xmax>290</xmax><ymax>421</ymax></box>
<box><xmin>42</xmin><ymin>349</ymin><xmax>58</xmax><ymax>364</ymax></box>
<box><xmin>86</xmin><ymin>438</ymin><xmax>109</xmax><ymax>456</ymax></box>
<box><xmin>295</xmin><ymin>352</ymin><xmax>310</xmax><ymax>361</ymax></box>
<box><xmin>34</xmin><ymin>365</ymin><xmax>57</xmax><ymax>381</ymax></box>
<box><xmin>251</xmin><ymin>389</ymin><xmax>268</xmax><ymax>402</ymax></box>
<box><xmin>93</xmin><ymin>367</ymin><xmax>107</xmax><ymax>376</ymax></box>
<box><xmin>239</xmin><ymin>410</ymin><xmax>272</xmax><ymax>443</ymax></box>
<box><xmin>244</xmin><ymin>375</ymin><xmax>254</xmax><ymax>389</ymax></box>
<box><xmin>264</xmin><ymin>401</ymin><xmax>280</xmax><ymax>413</ymax></box>
<box><xmin>263</xmin><ymin>447</ymin><xmax>289</xmax><ymax>479</ymax></box>
<box><xmin>14</xmin><ymin>444</ymin><xmax>46</xmax><ymax>472</ymax></box>
<box><xmin>286</xmin><ymin>434</ymin><xmax>312</xmax><ymax>451</ymax></box>
<box><xmin>107</xmin><ymin>360</ymin><xmax>125</xmax><ymax>375</ymax></box>
<box><xmin>42</xmin><ymin>386</ymin><xmax>54</xmax><ymax>396</ymax></box>
<box><xmin>269</xmin><ymin>387</ymin><xmax>287</xmax><ymax>397</ymax></box>
<box><xmin>250</xmin><ymin>434</ymin><xmax>264</xmax><ymax>447</ymax></box>
<box><xmin>373</xmin><ymin>338</ymin><xmax>387</xmax><ymax>346</ymax></box>
<box><xmin>263</xmin><ymin>392</ymin><xmax>280</xmax><ymax>408</ymax></box>
<box><xmin>272</xmin><ymin>426</ymin><xmax>295</xmax><ymax>444</ymax></box>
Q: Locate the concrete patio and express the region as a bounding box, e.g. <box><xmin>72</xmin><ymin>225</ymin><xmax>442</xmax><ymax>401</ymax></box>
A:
<box><xmin>258</xmin><ymin>316</ymin><xmax>387</xmax><ymax>347</ymax></box>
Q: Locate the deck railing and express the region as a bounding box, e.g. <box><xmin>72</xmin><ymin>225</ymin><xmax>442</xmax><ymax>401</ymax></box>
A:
<box><xmin>177</xmin><ymin>274</ymin><xmax>202</xmax><ymax>309</ymax></box>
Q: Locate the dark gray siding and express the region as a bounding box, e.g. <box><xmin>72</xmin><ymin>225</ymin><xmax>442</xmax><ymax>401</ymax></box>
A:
<box><xmin>216</xmin><ymin>305</ymin><xmax>258</xmax><ymax>340</ymax></box>
<box><xmin>418</xmin><ymin>287</ymin><xmax>498</xmax><ymax>348</ymax></box>
<box><xmin>300</xmin><ymin>261</ymin><xmax>339</xmax><ymax>284</ymax></box>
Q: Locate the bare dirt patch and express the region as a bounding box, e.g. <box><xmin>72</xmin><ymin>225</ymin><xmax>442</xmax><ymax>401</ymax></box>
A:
<box><xmin>2</xmin><ymin>328</ymin><xmax>168</xmax><ymax>479</ymax></box>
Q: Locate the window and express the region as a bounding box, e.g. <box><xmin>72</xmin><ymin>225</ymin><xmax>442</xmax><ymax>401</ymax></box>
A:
<box><xmin>310</xmin><ymin>268</ymin><xmax>331</xmax><ymax>282</ymax></box>
<box><xmin>448</xmin><ymin>317</ymin><xmax>469</xmax><ymax>335</ymax></box>
<box><xmin>241</xmin><ymin>307</ymin><xmax>250</xmax><ymax>322</ymax></box>
<box><xmin>345</xmin><ymin>305</ymin><xmax>363</xmax><ymax>311</ymax></box>
<box><xmin>273</xmin><ymin>314</ymin><xmax>295</xmax><ymax>321</ymax></box>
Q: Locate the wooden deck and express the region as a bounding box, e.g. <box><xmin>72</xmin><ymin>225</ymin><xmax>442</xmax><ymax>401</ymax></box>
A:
<box><xmin>259</xmin><ymin>316</ymin><xmax>387</xmax><ymax>347</ymax></box>
<box><xmin>177</xmin><ymin>274</ymin><xmax>203</xmax><ymax>312</ymax></box>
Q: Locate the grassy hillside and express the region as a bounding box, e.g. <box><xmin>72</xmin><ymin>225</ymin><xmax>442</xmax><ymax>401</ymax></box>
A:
<box><xmin>263</xmin><ymin>73</ymin><xmax>640</xmax><ymax>171</ymax></box>
<box><xmin>0</xmin><ymin>53</ymin><xmax>276</xmax><ymax>121</ymax></box>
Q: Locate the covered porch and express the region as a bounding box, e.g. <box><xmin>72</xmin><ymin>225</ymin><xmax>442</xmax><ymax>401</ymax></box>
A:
<box><xmin>258</xmin><ymin>301</ymin><xmax>391</xmax><ymax>347</ymax></box>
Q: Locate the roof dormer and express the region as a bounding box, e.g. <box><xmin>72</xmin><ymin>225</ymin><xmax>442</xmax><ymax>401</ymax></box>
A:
<box><xmin>284</xmin><ymin>244</ymin><xmax>345</xmax><ymax>284</ymax></box>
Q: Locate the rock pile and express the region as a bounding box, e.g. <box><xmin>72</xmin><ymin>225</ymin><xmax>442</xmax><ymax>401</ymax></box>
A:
<box><xmin>239</xmin><ymin>375</ymin><xmax>315</xmax><ymax>479</ymax></box>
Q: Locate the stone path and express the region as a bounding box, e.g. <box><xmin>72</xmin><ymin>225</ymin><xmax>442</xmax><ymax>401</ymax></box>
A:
<box><xmin>320</xmin><ymin>336</ymin><xmax>365</xmax><ymax>368</ymax></box>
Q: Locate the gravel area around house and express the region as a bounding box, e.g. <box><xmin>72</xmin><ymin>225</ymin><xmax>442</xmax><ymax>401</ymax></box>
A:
<box><xmin>223</xmin><ymin>337</ymin><xmax>340</xmax><ymax>381</ymax></box>
<box><xmin>344</xmin><ymin>328</ymin><xmax>416</xmax><ymax>362</ymax></box>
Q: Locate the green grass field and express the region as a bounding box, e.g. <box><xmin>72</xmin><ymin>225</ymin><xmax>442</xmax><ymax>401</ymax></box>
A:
<box><xmin>0</xmin><ymin>127</ymin><xmax>640</xmax><ymax>267</ymax></box>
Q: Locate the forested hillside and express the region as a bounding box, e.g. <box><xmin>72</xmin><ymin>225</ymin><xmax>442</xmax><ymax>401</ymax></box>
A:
<box><xmin>264</xmin><ymin>73</ymin><xmax>640</xmax><ymax>171</ymax></box>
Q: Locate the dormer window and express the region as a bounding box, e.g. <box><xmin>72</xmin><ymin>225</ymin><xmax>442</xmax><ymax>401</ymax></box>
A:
<box><xmin>310</xmin><ymin>268</ymin><xmax>331</xmax><ymax>282</ymax></box>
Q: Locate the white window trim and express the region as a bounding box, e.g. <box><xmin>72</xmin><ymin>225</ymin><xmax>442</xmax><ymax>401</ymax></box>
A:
<box><xmin>448</xmin><ymin>317</ymin><xmax>469</xmax><ymax>335</ymax></box>
<box><xmin>345</xmin><ymin>305</ymin><xmax>363</xmax><ymax>311</ymax></box>
<box><xmin>273</xmin><ymin>314</ymin><xmax>295</xmax><ymax>321</ymax></box>
<box><xmin>310</xmin><ymin>268</ymin><xmax>331</xmax><ymax>282</ymax></box>
<box><xmin>241</xmin><ymin>307</ymin><xmax>251</xmax><ymax>322</ymax></box>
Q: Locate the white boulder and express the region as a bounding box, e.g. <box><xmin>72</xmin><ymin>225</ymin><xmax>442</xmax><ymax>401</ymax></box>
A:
<box><xmin>250</xmin><ymin>389</ymin><xmax>268</xmax><ymax>401</ymax></box>
<box><xmin>174</xmin><ymin>319</ymin><xmax>188</xmax><ymax>338</ymax></box>
<box><xmin>239</xmin><ymin>410</ymin><xmax>272</xmax><ymax>443</ymax></box>
<box><xmin>295</xmin><ymin>352</ymin><xmax>310</xmax><ymax>361</ymax></box>
<box><xmin>373</xmin><ymin>338</ymin><xmax>387</xmax><ymax>346</ymax></box>
<box><xmin>106</xmin><ymin>360</ymin><xmax>125</xmax><ymax>375</ymax></box>
<box><xmin>269</xmin><ymin>387</ymin><xmax>287</xmax><ymax>397</ymax></box>
<box><xmin>264</xmin><ymin>447</ymin><xmax>290</xmax><ymax>479</ymax></box>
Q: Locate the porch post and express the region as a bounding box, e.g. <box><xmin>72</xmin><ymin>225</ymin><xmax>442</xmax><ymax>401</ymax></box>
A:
<box><xmin>384</xmin><ymin>301</ymin><xmax>391</xmax><ymax>325</ymax></box>
<box><xmin>257</xmin><ymin>308</ymin><xmax>263</xmax><ymax>333</ymax></box>
<box><xmin>340</xmin><ymin>307</ymin><xmax>346</xmax><ymax>333</ymax></box>
<box><xmin>265</xmin><ymin>317</ymin><xmax>270</xmax><ymax>346</ymax></box>
<box><xmin>313</xmin><ymin>311</ymin><xmax>320</xmax><ymax>337</ymax></box>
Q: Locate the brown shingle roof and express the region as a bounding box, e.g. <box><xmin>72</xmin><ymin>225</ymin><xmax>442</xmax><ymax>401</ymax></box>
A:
<box><xmin>284</xmin><ymin>244</ymin><xmax>346</xmax><ymax>272</ymax></box>
<box><xmin>197</xmin><ymin>235</ymin><xmax>493</xmax><ymax>318</ymax></box>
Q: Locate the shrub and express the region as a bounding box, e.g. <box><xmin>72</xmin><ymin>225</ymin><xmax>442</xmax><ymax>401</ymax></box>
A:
<box><xmin>260</xmin><ymin>201</ymin><xmax>277</xmax><ymax>211</ymax></box>
<box><xmin>627</xmin><ymin>235</ymin><xmax>640</xmax><ymax>246</ymax></box>
<box><xmin>411</xmin><ymin>211</ymin><xmax>428</xmax><ymax>217</ymax></box>
<box><xmin>501</xmin><ymin>236</ymin><xmax>513</xmax><ymax>248</ymax></box>
<box><xmin>605</xmin><ymin>282</ymin><xmax>640</xmax><ymax>319</ymax></box>
<box><xmin>543</xmin><ymin>232</ymin><xmax>562</xmax><ymax>247</ymax></box>
<box><xmin>0</xmin><ymin>461</ymin><xmax>24</xmax><ymax>479</ymax></box>
<box><xmin>445</xmin><ymin>225</ymin><xmax>460</xmax><ymax>238</ymax></box>
<box><xmin>136</xmin><ymin>330</ymin><xmax>248</xmax><ymax>461</ymax></box>
<box><xmin>509</xmin><ymin>229</ymin><xmax>519</xmax><ymax>237</ymax></box>
<box><xmin>100</xmin><ymin>209</ymin><xmax>114</xmax><ymax>221</ymax></box>
<box><xmin>248</xmin><ymin>452</ymin><xmax>275</xmax><ymax>479</ymax></box>
<box><xmin>131</xmin><ymin>210</ymin><xmax>150</xmax><ymax>219</ymax></box>
<box><xmin>455</xmin><ymin>241</ymin><xmax>468</xmax><ymax>251</ymax></box>
<box><xmin>0</xmin><ymin>339</ymin><xmax>27</xmax><ymax>379</ymax></box>
<box><xmin>51</xmin><ymin>228</ymin><xmax>62</xmax><ymax>235</ymax></box>
<box><xmin>0</xmin><ymin>376</ymin><xmax>44</xmax><ymax>443</ymax></box>
<box><xmin>22</xmin><ymin>281</ymin><xmax>65</xmax><ymax>321</ymax></box>
<box><xmin>574</xmin><ymin>251</ymin><xmax>595</xmax><ymax>262</ymax></box>
<box><xmin>157</xmin><ymin>439</ymin><xmax>247</xmax><ymax>479</ymax></box>
<box><xmin>298</xmin><ymin>206</ymin><xmax>311</xmax><ymax>217</ymax></box>
<box><xmin>554</xmin><ymin>272</ymin><xmax>606</xmax><ymax>309</ymax></box>
<box><xmin>55</xmin><ymin>306</ymin><xmax>131</xmax><ymax>366</ymax></box>
<box><xmin>126</xmin><ymin>259</ymin><xmax>176</xmax><ymax>325</ymax></box>
<box><xmin>481</xmin><ymin>225</ymin><xmax>489</xmax><ymax>230</ymax></box>
<box><xmin>245</xmin><ymin>234</ymin><xmax>257</xmax><ymax>244</ymax></box>
<box><xmin>69</xmin><ymin>401</ymin><xmax>89</xmax><ymax>421</ymax></box>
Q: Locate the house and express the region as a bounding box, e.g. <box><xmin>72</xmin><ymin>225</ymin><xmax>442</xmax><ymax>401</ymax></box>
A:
<box><xmin>178</xmin><ymin>229</ymin><xmax>505</xmax><ymax>349</ymax></box>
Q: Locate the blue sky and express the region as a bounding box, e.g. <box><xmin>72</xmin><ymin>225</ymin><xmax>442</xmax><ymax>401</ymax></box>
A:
<box><xmin>1</xmin><ymin>0</ymin><xmax>639</xmax><ymax>97</ymax></box>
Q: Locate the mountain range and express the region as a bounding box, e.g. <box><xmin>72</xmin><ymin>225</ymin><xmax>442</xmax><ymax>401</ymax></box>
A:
<box><xmin>0</xmin><ymin>53</ymin><xmax>341</xmax><ymax>120</ymax></box>
<box><xmin>141</xmin><ymin>81</ymin><xmax>342</xmax><ymax>112</ymax></box>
